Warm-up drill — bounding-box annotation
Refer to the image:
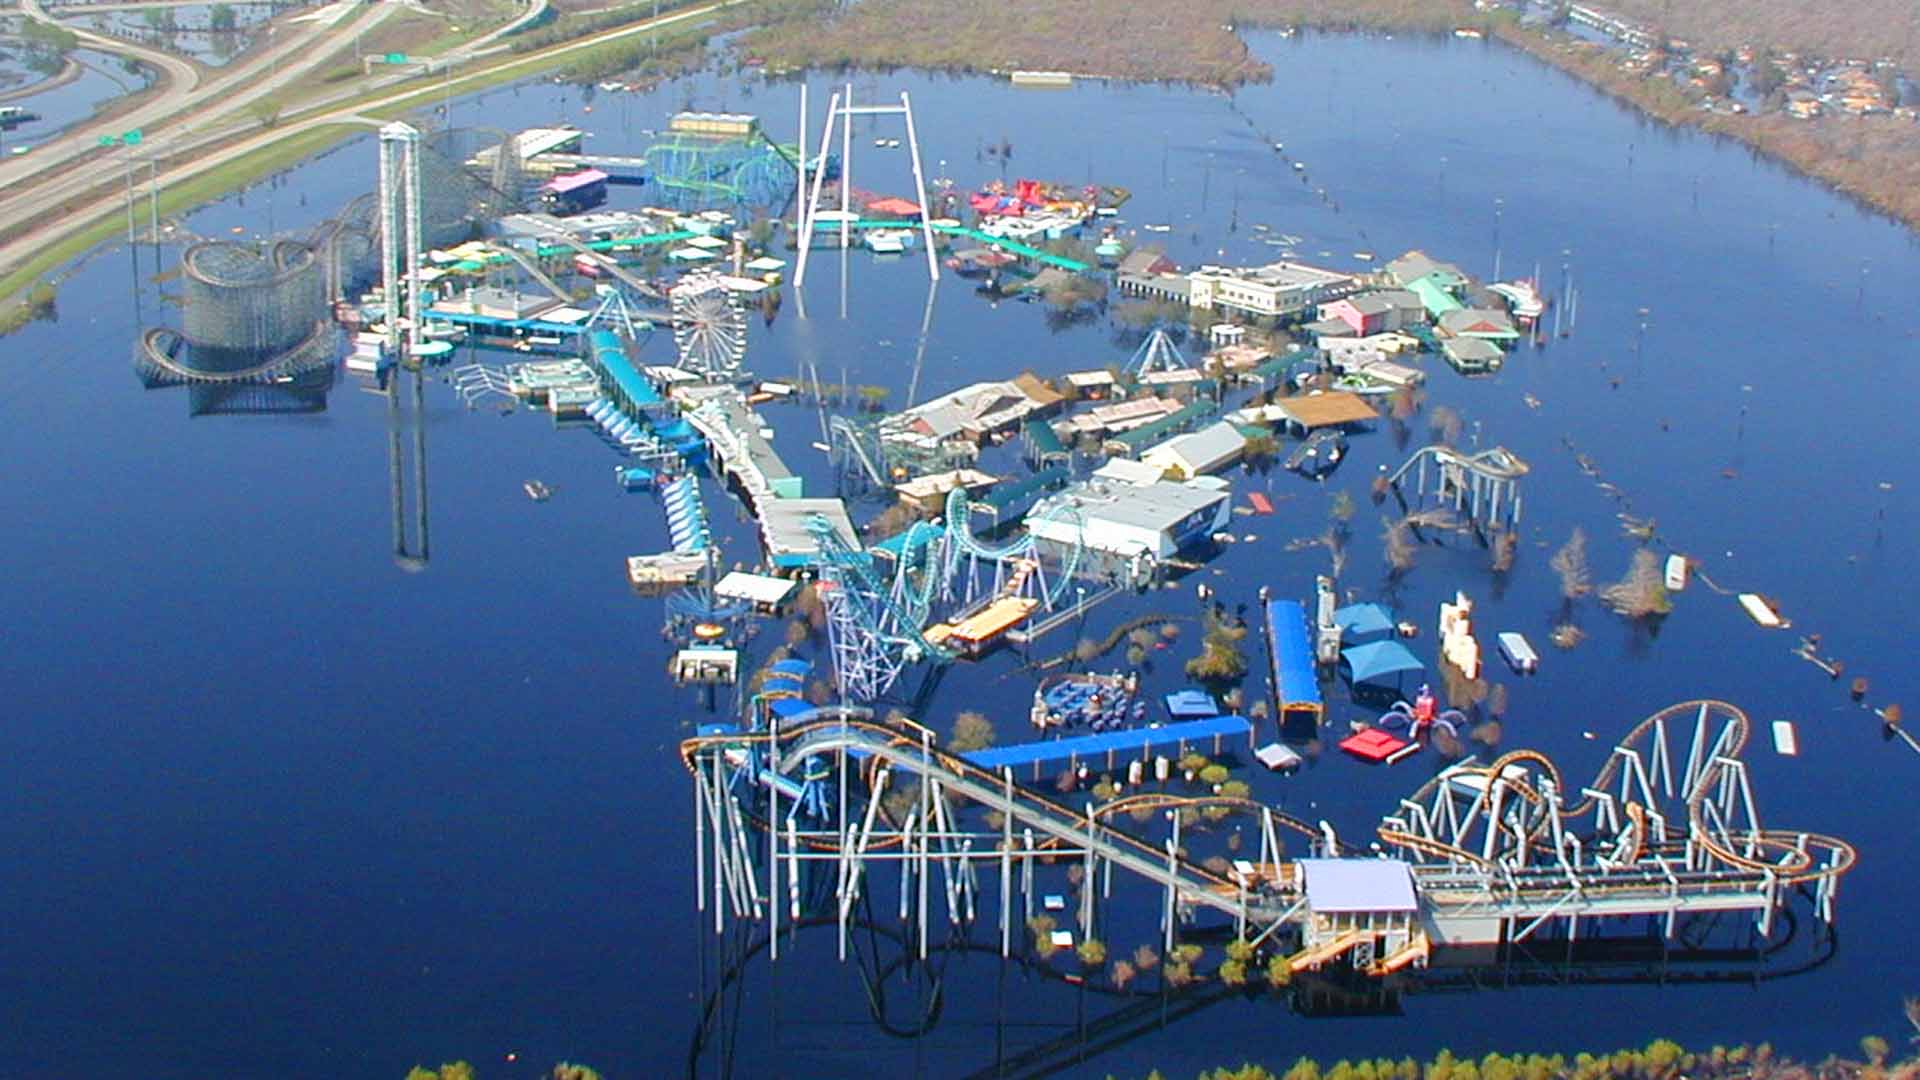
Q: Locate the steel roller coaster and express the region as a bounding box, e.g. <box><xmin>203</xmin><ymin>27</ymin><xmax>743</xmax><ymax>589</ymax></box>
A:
<box><xmin>806</xmin><ymin>487</ymin><xmax>1087</xmax><ymax>701</ymax></box>
<box><xmin>681</xmin><ymin>698</ymin><xmax>1854</xmax><ymax>980</ymax></box>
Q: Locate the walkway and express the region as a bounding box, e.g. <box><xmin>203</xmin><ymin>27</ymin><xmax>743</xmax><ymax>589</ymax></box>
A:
<box><xmin>809</xmin><ymin>218</ymin><xmax>1092</xmax><ymax>272</ymax></box>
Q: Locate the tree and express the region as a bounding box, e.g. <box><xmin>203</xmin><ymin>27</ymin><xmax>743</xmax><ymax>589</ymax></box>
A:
<box><xmin>1199</xmin><ymin>763</ymin><xmax>1230</xmax><ymax>786</ymax></box>
<box><xmin>1330</xmin><ymin>490</ymin><xmax>1355</xmax><ymax>523</ymax></box>
<box><xmin>1243</xmin><ymin>432</ymin><xmax>1279</xmax><ymax>468</ymax></box>
<box><xmin>249</xmin><ymin>97</ymin><xmax>283</xmax><ymax>129</ymax></box>
<box><xmin>1861</xmin><ymin>1036</ymin><xmax>1890</xmax><ymax>1066</ymax></box>
<box><xmin>1599</xmin><ymin>549</ymin><xmax>1672</xmax><ymax>618</ymax></box>
<box><xmin>209</xmin><ymin>2</ymin><xmax>236</xmax><ymax>31</ymax></box>
<box><xmin>551</xmin><ymin>1066</ymin><xmax>605</xmax><ymax>1080</ymax></box>
<box><xmin>1185</xmin><ymin>610</ymin><xmax>1249</xmax><ymax>685</ymax></box>
<box><xmin>949</xmin><ymin>710</ymin><xmax>996</xmax><ymax>752</ymax></box>
<box><xmin>1076</xmin><ymin>937</ymin><xmax>1107</xmax><ymax>966</ymax></box>
<box><xmin>1550</xmin><ymin>528</ymin><xmax>1592</xmax><ymax>599</ymax></box>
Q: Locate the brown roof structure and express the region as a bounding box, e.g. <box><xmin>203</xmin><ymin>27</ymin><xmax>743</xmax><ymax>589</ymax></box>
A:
<box><xmin>1272</xmin><ymin>392</ymin><xmax>1379</xmax><ymax>430</ymax></box>
<box><xmin>1012</xmin><ymin>371</ymin><xmax>1066</xmax><ymax>410</ymax></box>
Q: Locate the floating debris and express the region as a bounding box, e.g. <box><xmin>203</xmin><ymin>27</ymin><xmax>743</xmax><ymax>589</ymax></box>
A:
<box><xmin>1549</xmin><ymin>623</ymin><xmax>1586</xmax><ymax>649</ymax></box>
<box><xmin>524</xmin><ymin>480</ymin><xmax>553</xmax><ymax>502</ymax></box>
<box><xmin>1522</xmin><ymin>393</ymin><xmax>1542</xmax><ymax>410</ymax></box>
<box><xmin>1794</xmin><ymin>636</ymin><xmax>1843</xmax><ymax>679</ymax></box>
<box><xmin>1738</xmin><ymin>593</ymin><xmax>1789</xmax><ymax>629</ymax></box>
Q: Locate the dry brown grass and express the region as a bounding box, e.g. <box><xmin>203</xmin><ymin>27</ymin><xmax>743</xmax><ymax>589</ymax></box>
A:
<box><xmin>1603</xmin><ymin>0</ymin><xmax>1920</xmax><ymax>71</ymax></box>
<box><xmin>743</xmin><ymin>0</ymin><xmax>1467</xmax><ymax>85</ymax></box>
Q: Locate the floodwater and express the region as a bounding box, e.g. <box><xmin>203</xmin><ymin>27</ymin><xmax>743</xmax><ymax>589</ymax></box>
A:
<box><xmin>0</xmin><ymin>47</ymin><xmax>154</xmax><ymax>146</ymax></box>
<box><xmin>59</xmin><ymin>3</ymin><xmax>278</xmax><ymax>67</ymax></box>
<box><xmin>3</xmin><ymin>28</ymin><xmax>1917</xmax><ymax>1080</ymax></box>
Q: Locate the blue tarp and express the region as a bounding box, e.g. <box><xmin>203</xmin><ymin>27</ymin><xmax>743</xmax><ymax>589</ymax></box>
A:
<box><xmin>963</xmin><ymin>715</ymin><xmax>1250</xmax><ymax>771</ymax></box>
<box><xmin>1266</xmin><ymin>599</ymin><xmax>1321</xmax><ymax>713</ymax></box>
<box><xmin>1335</xmin><ymin>603</ymin><xmax>1396</xmax><ymax>643</ymax></box>
<box><xmin>1341</xmin><ymin>639</ymin><xmax>1425</xmax><ymax>689</ymax></box>
<box><xmin>1163</xmin><ymin>688</ymin><xmax>1219</xmax><ymax>720</ymax></box>
<box><xmin>761</xmin><ymin>677</ymin><xmax>804</xmax><ymax>696</ymax></box>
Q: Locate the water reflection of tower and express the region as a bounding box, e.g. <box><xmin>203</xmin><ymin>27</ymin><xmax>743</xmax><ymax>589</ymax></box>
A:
<box><xmin>388</xmin><ymin>367</ymin><xmax>429</xmax><ymax>573</ymax></box>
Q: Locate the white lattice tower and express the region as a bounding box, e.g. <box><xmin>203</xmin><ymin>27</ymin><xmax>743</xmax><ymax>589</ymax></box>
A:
<box><xmin>377</xmin><ymin>122</ymin><xmax>424</xmax><ymax>359</ymax></box>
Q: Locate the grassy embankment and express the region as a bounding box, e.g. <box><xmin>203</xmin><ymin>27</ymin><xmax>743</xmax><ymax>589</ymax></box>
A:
<box><xmin>742</xmin><ymin>0</ymin><xmax>1920</xmax><ymax>232</ymax></box>
<box><xmin>0</xmin><ymin>123</ymin><xmax>356</xmax><ymax>322</ymax></box>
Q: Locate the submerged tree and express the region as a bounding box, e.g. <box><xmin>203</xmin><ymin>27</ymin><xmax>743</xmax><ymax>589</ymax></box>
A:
<box><xmin>1491</xmin><ymin>529</ymin><xmax>1519</xmax><ymax>573</ymax></box>
<box><xmin>1599</xmin><ymin>549</ymin><xmax>1673</xmax><ymax>618</ymax></box>
<box><xmin>1551</xmin><ymin>527</ymin><xmax>1593</xmax><ymax>600</ymax></box>
<box><xmin>949</xmin><ymin>710</ymin><xmax>996</xmax><ymax>752</ymax></box>
<box><xmin>1382</xmin><ymin>515</ymin><xmax>1417</xmax><ymax>573</ymax></box>
<box><xmin>1185</xmin><ymin>610</ymin><xmax>1250</xmax><ymax>685</ymax></box>
<box><xmin>1428</xmin><ymin>404</ymin><xmax>1464</xmax><ymax>446</ymax></box>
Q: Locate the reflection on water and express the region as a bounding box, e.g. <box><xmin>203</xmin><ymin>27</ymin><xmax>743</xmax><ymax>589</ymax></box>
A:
<box><xmin>690</xmin><ymin>909</ymin><xmax>1835</xmax><ymax>1078</ymax></box>
<box><xmin>387</xmin><ymin>365</ymin><xmax>429</xmax><ymax>573</ymax></box>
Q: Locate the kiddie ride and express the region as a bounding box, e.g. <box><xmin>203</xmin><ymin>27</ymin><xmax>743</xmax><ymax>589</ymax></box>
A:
<box><xmin>1376</xmin><ymin>685</ymin><xmax>1469</xmax><ymax>746</ymax></box>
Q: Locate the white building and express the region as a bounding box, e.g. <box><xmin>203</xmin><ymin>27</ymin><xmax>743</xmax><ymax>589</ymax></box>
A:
<box><xmin>1025</xmin><ymin>479</ymin><xmax>1231</xmax><ymax>562</ymax></box>
<box><xmin>1139</xmin><ymin>421</ymin><xmax>1247</xmax><ymax>480</ymax></box>
<box><xmin>1188</xmin><ymin>261</ymin><xmax>1360</xmax><ymax>318</ymax></box>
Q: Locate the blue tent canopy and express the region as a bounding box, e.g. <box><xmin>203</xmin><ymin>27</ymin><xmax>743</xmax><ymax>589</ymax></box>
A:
<box><xmin>1335</xmin><ymin>603</ymin><xmax>1396</xmax><ymax>643</ymax></box>
<box><xmin>768</xmin><ymin>696</ymin><xmax>815</xmax><ymax>719</ymax></box>
<box><xmin>1164</xmin><ymin>688</ymin><xmax>1219</xmax><ymax>720</ymax></box>
<box><xmin>1341</xmin><ymin>639</ymin><xmax>1425</xmax><ymax>689</ymax></box>
<box><xmin>769</xmin><ymin>659</ymin><xmax>813</xmax><ymax>677</ymax></box>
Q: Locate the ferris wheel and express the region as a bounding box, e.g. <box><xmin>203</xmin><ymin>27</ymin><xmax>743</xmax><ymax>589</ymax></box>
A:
<box><xmin>670</xmin><ymin>274</ymin><xmax>748</xmax><ymax>383</ymax></box>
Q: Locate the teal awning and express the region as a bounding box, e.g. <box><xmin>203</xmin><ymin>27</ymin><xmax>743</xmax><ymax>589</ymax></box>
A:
<box><xmin>1341</xmin><ymin>639</ymin><xmax>1424</xmax><ymax>688</ymax></box>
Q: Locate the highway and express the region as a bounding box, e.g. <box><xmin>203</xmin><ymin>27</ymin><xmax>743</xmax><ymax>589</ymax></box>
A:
<box><xmin>0</xmin><ymin>0</ymin><xmax>395</xmax><ymax>195</ymax></box>
<box><xmin>0</xmin><ymin>0</ymin><xmax>728</xmax><ymax>297</ymax></box>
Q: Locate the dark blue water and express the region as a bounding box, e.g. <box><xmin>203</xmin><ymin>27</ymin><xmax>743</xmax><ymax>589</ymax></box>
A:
<box><xmin>3</xmin><ymin>29</ymin><xmax>1917</xmax><ymax>1079</ymax></box>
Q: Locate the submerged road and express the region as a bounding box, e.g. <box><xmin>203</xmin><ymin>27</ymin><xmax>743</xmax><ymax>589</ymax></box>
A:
<box><xmin>0</xmin><ymin>0</ymin><xmax>729</xmax><ymax>296</ymax></box>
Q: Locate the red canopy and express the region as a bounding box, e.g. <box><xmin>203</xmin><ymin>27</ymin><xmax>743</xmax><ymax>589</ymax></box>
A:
<box><xmin>865</xmin><ymin>196</ymin><xmax>924</xmax><ymax>217</ymax></box>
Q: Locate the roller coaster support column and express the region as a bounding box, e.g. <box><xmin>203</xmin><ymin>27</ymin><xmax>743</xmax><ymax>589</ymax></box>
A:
<box><xmin>919</xmin><ymin>728</ymin><xmax>932</xmax><ymax>959</ymax></box>
<box><xmin>769</xmin><ymin>712</ymin><xmax>781</xmax><ymax>960</ymax></box>
<box><xmin>1000</xmin><ymin>768</ymin><xmax>1014</xmax><ymax>958</ymax></box>
<box><xmin>1163</xmin><ymin>807</ymin><xmax>1181</xmax><ymax>954</ymax></box>
<box><xmin>1082</xmin><ymin>802</ymin><xmax>1097</xmax><ymax>940</ymax></box>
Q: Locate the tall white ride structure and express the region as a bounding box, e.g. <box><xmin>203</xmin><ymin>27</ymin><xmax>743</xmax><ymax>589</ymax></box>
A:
<box><xmin>377</xmin><ymin>122</ymin><xmax>426</xmax><ymax>360</ymax></box>
<box><xmin>794</xmin><ymin>86</ymin><xmax>939</xmax><ymax>288</ymax></box>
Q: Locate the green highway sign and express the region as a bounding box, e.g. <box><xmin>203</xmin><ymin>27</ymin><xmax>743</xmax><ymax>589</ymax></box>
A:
<box><xmin>123</xmin><ymin>129</ymin><xmax>141</xmax><ymax>145</ymax></box>
<box><xmin>385</xmin><ymin>52</ymin><xmax>408</xmax><ymax>64</ymax></box>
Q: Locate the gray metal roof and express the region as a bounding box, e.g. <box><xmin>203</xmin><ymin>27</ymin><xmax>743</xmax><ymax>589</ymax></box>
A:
<box><xmin>1298</xmin><ymin>858</ymin><xmax>1418</xmax><ymax>913</ymax></box>
<box><xmin>1142</xmin><ymin>421</ymin><xmax>1245</xmax><ymax>472</ymax></box>
<box><xmin>1028</xmin><ymin>479</ymin><xmax>1227</xmax><ymax>534</ymax></box>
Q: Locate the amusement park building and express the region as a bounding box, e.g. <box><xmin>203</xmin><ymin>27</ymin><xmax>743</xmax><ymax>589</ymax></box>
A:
<box><xmin>1025</xmin><ymin>479</ymin><xmax>1230</xmax><ymax>561</ymax></box>
<box><xmin>1187</xmin><ymin>261</ymin><xmax>1360</xmax><ymax>319</ymax></box>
